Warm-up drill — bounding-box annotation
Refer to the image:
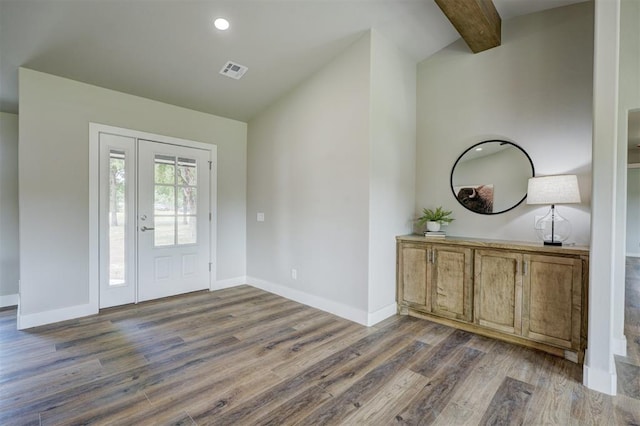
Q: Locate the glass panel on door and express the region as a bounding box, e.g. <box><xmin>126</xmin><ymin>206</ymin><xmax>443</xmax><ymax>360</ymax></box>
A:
<box><xmin>99</xmin><ymin>131</ymin><xmax>136</xmax><ymax>309</ymax></box>
<box><xmin>109</xmin><ymin>150</ymin><xmax>126</xmax><ymax>286</ymax></box>
<box><xmin>177</xmin><ymin>158</ymin><xmax>198</xmax><ymax>245</ymax></box>
<box><xmin>153</xmin><ymin>154</ymin><xmax>198</xmax><ymax>247</ymax></box>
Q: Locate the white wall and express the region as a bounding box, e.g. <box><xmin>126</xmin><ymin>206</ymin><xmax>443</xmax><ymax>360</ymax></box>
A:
<box><xmin>18</xmin><ymin>68</ymin><xmax>247</xmax><ymax>323</ymax></box>
<box><xmin>247</xmin><ymin>34</ymin><xmax>372</xmax><ymax>317</ymax></box>
<box><xmin>0</xmin><ymin>112</ymin><xmax>19</xmax><ymax>306</ymax></box>
<box><xmin>246</xmin><ymin>30</ymin><xmax>416</xmax><ymax>324</ymax></box>
<box><xmin>627</xmin><ymin>168</ymin><xmax>640</xmax><ymax>256</ymax></box>
<box><xmin>416</xmin><ymin>3</ymin><xmax>593</xmax><ymax>245</ymax></box>
<box><xmin>586</xmin><ymin>0</ymin><xmax>620</xmax><ymax>396</ymax></box>
<box><xmin>368</xmin><ymin>30</ymin><xmax>416</xmax><ymax>318</ymax></box>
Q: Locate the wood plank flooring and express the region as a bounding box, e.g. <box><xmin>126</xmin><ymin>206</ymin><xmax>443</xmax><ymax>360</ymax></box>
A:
<box><xmin>616</xmin><ymin>257</ymin><xmax>640</xmax><ymax>407</ymax></box>
<box><xmin>1</xmin><ymin>268</ymin><xmax>639</xmax><ymax>425</ymax></box>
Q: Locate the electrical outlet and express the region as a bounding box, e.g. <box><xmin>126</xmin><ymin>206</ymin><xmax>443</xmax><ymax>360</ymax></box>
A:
<box><xmin>291</xmin><ymin>269</ymin><xmax>297</xmax><ymax>280</ymax></box>
<box><xmin>257</xmin><ymin>212</ymin><xmax>265</xmax><ymax>222</ymax></box>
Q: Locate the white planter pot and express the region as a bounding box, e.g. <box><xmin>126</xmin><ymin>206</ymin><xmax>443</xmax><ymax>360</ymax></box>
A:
<box><xmin>426</xmin><ymin>221</ymin><xmax>441</xmax><ymax>232</ymax></box>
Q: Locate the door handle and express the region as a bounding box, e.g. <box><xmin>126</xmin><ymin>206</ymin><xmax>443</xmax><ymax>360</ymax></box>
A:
<box><xmin>140</xmin><ymin>226</ymin><xmax>155</xmax><ymax>232</ymax></box>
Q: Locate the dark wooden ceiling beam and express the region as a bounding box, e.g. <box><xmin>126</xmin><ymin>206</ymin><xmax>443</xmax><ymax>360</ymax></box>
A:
<box><xmin>434</xmin><ymin>0</ymin><xmax>502</xmax><ymax>53</ymax></box>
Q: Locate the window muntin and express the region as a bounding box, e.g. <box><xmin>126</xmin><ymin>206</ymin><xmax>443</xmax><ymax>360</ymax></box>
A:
<box><xmin>153</xmin><ymin>155</ymin><xmax>198</xmax><ymax>247</ymax></box>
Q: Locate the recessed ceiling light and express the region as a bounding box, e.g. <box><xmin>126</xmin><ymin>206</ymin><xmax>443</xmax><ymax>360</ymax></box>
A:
<box><xmin>214</xmin><ymin>18</ymin><xmax>230</xmax><ymax>31</ymax></box>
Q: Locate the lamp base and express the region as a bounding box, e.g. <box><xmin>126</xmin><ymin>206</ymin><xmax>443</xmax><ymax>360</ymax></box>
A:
<box><xmin>535</xmin><ymin>205</ymin><xmax>571</xmax><ymax>246</ymax></box>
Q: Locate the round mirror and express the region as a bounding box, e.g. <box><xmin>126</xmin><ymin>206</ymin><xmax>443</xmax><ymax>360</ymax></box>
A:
<box><xmin>450</xmin><ymin>140</ymin><xmax>534</xmax><ymax>215</ymax></box>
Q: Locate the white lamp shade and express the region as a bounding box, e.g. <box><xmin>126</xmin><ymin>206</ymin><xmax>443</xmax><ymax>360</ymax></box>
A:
<box><xmin>527</xmin><ymin>175</ymin><xmax>581</xmax><ymax>205</ymax></box>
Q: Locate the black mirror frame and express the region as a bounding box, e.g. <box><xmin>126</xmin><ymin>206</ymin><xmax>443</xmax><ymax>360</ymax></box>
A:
<box><xmin>450</xmin><ymin>140</ymin><xmax>535</xmax><ymax>215</ymax></box>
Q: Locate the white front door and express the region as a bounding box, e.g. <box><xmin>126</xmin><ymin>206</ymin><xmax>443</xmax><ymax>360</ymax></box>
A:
<box><xmin>97</xmin><ymin>127</ymin><xmax>213</xmax><ymax>309</ymax></box>
<box><xmin>137</xmin><ymin>139</ymin><xmax>211</xmax><ymax>302</ymax></box>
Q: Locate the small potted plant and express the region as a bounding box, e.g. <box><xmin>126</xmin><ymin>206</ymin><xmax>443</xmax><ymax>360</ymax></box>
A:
<box><xmin>417</xmin><ymin>207</ymin><xmax>454</xmax><ymax>232</ymax></box>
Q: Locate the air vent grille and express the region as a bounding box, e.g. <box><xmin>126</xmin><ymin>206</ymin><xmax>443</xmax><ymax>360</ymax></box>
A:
<box><xmin>220</xmin><ymin>61</ymin><xmax>248</xmax><ymax>80</ymax></box>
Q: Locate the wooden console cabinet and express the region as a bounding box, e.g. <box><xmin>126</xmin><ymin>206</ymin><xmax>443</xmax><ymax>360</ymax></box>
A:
<box><xmin>399</xmin><ymin>242</ymin><xmax>472</xmax><ymax>321</ymax></box>
<box><xmin>397</xmin><ymin>235</ymin><xmax>589</xmax><ymax>363</ymax></box>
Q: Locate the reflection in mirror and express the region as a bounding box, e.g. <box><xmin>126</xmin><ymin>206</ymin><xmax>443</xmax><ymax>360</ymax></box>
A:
<box><xmin>450</xmin><ymin>140</ymin><xmax>534</xmax><ymax>215</ymax></box>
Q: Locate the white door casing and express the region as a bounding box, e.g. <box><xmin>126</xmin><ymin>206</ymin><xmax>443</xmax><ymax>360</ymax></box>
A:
<box><xmin>93</xmin><ymin>123</ymin><xmax>216</xmax><ymax>310</ymax></box>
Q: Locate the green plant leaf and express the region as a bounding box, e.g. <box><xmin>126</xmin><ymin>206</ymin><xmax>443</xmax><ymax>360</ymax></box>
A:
<box><xmin>416</xmin><ymin>206</ymin><xmax>455</xmax><ymax>225</ymax></box>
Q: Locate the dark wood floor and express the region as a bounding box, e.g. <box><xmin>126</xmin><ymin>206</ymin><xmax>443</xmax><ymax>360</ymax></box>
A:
<box><xmin>1</xmin><ymin>264</ymin><xmax>639</xmax><ymax>425</ymax></box>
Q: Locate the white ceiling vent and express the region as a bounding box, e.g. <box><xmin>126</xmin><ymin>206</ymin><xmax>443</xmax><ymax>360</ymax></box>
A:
<box><xmin>220</xmin><ymin>61</ymin><xmax>248</xmax><ymax>80</ymax></box>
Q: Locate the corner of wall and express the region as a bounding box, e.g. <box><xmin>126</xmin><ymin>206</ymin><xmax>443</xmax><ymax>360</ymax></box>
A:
<box><xmin>583</xmin><ymin>363</ymin><xmax>617</xmax><ymax>396</ymax></box>
<box><xmin>246</xmin><ymin>276</ymin><xmax>369</xmax><ymax>326</ymax></box>
<box><xmin>366</xmin><ymin>303</ymin><xmax>397</xmax><ymax>326</ymax></box>
<box><xmin>367</xmin><ymin>28</ymin><xmax>417</xmax><ymax>314</ymax></box>
<box><xmin>0</xmin><ymin>294</ymin><xmax>19</xmax><ymax>308</ymax></box>
<box><xmin>212</xmin><ymin>276</ymin><xmax>247</xmax><ymax>291</ymax></box>
<box><xmin>612</xmin><ymin>335</ymin><xmax>627</xmax><ymax>356</ymax></box>
<box><xmin>17</xmin><ymin>302</ymin><xmax>98</xmax><ymax>330</ymax></box>
<box><xmin>245</xmin><ymin>28</ymin><xmax>372</xmax><ymax>315</ymax></box>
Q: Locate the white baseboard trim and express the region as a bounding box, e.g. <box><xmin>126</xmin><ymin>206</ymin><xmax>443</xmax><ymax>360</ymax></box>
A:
<box><xmin>613</xmin><ymin>336</ymin><xmax>627</xmax><ymax>356</ymax></box>
<box><xmin>583</xmin><ymin>364</ymin><xmax>617</xmax><ymax>395</ymax></box>
<box><xmin>0</xmin><ymin>293</ymin><xmax>18</xmax><ymax>308</ymax></box>
<box><xmin>367</xmin><ymin>303</ymin><xmax>397</xmax><ymax>326</ymax></box>
<box><xmin>246</xmin><ymin>276</ymin><xmax>369</xmax><ymax>326</ymax></box>
<box><xmin>211</xmin><ymin>276</ymin><xmax>247</xmax><ymax>291</ymax></box>
<box><xmin>626</xmin><ymin>252</ymin><xmax>640</xmax><ymax>258</ymax></box>
<box><xmin>17</xmin><ymin>303</ymin><xmax>98</xmax><ymax>330</ymax></box>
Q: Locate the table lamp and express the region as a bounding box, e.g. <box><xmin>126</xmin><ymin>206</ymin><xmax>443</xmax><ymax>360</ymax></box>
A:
<box><xmin>527</xmin><ymin>175</ymin><xmax>581</xmax><ymax>246</ymax></box>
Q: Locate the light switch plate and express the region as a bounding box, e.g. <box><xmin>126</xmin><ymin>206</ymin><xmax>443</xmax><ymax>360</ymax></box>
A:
<box><xmin>257</xmin><ymin>212</ymin><xmax>265</xmax><ymax>222</ymax></box>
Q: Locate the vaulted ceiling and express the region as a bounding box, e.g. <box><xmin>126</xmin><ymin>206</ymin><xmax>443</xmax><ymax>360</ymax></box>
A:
<box><xmin>0</xmin><ymin>0</ymin><xmax>586</xmax><ymax>122</ymax></box>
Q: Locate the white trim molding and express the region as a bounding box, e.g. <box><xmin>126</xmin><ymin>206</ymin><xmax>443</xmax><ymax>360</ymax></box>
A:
<box><xmin>18</xmin><ymin>303</ymin><xmax>98</xmax><ymax>330</ymax></box>
<box><xmin>0</xmin><ymin>294</ymin><xmax>18</xmax><ymax>308</ymax></box>
<box><xmin>367</xmin><ymin>303</ymin><xmax>397</xmax><ymax>326</ymax></box>
<box><xmin>587</xmin><ymin>0</ymin><xmax>620</xmax><ymax>396</ymax></box>
<box><xmin>89</xmin><ymin>123</ymin><xmax>100</xmax><ymax>314</ymax></box>
<box><xmin>212</xmin><ymin>276</ymin><xmax>247</xmax><ymax>291</ymax></box>
<box><xmin>246</xmin><ymin>276</ymin><xmax>369</xmax><ymax>326</ymax></box>
<box><xmin>613</xmin><ymin>336</ymin><xmax>627</xmax><ymax>357</ymax></box>
<box><xmin>583</xmin><ymin>364</ymin><xmax>617</xmax><ymax>396</ymax></box>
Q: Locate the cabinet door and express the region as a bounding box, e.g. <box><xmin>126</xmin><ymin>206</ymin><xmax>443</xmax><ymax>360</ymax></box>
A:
<box><xmin>399</xmin><ymin>244</ymin><xmax>430</xmax><ymax>309</ymax></box>
<box><xmin>431</xmin><ymin>246</ymin><xmax>473</xmax><ymax>321</ymax></box>
<box><xmin>474</xmin><ymin>250</ymin><xmax>523</xmax><ymax>335</ymax></box>
<box><xmin>522</xmin><ymin>254</ymin><xmax>582</xmax><ymax>350</ymax></box>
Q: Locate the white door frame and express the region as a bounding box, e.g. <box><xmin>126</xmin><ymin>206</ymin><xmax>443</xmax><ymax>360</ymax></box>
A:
<box><xmin>89</xmin><ymin>123</ymin><xmax>217</xmax><ymax>311</ymax></box>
